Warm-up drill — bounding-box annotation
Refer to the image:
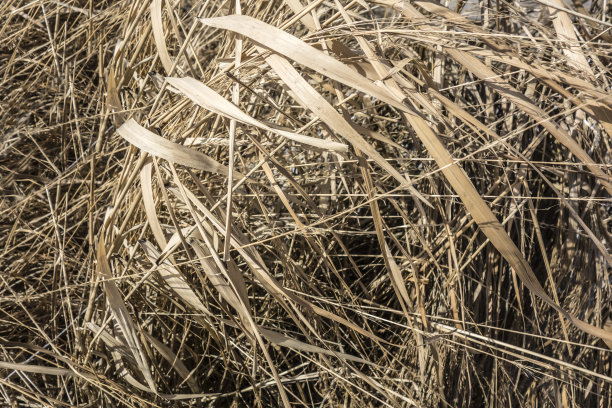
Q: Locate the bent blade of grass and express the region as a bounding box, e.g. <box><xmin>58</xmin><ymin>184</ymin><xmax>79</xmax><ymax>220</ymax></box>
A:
<box><xmin>117</xmin><ymin>119</ymin><xmax>237</xmax><ymax>178</ymax></box>
<box><xmin>199</xmin><ymin>15</ymin><xmax>415</xmax><ymax>115</ymax></box>
<box><xmin>107</xmin><ymin>68</ymin><xmax>125</xmax><ymax>125</ymax></box>
<box><xmin>85</xmin><ymin>322</ymin><xmax>137</xmax><ymax>366</ymax></box>
<box><xmin>166</xmin><ymin>76</ymin><xmax>348</xmax><ymax>153</ymax></box>
<box><xmin>0</xmin><ymin>362</ymin><xmax>81</xmax><ymax>378</ymax></box>
<box><xmin>190</xmin><ymin>239</ymin><xmax>254</xmax><ymax>333</ymax></box>
<box><xmin>261</xmin><ymin>157</ymin><xmax>307</xmax><ymax>230</ymax></box>
<box><xmin>258</xmin><ymin>327</ymin><xmax>371</xmax><ymax>365</ymax></box>
<box><xmin>87</xmin><ymin>323</ymin><xmax>216</xmax><ymax>400</ymax></box>
<box><xmin>259</xmin><ymin>49</ymin><xmax>431</xmax><ymax>207</ymax></box>
<box><xmin>139</xmin><ymin>241</ymin><xmax>212</xmax><ymax>317</ymax></box>
<box><xmin>545</xmin><ymin>0</ymin><xmax>593</xmax><ymax>74</ymax></box>
<box><xmin>226</xmin><ymin>258</ymin><xmax>251</xmax><ymax>310</ymax></box>
<box><xmin>151</xmin><ymin>0</ymin><xmax>174</xmax><ymax>75</ymax></box>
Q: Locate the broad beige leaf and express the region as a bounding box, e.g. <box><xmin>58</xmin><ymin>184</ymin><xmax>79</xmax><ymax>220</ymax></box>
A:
<box><xmin>189</xmin><ymin>238</ymin><xmax>253</xmax><ymax>331</ymax></box>
<box><xmin>199</xmin><ymin>16</ymin><xmax>413</xmax><ymax>114</ymax></box>
<box><xmin>140</xmin><ymin>160</ymin><xmax>168</xmax><ymax>249</ymax></box>
<box><xmin>140</xmin><ymin>240</ymin><xmax>211</xmax><ymax>316</ymax></box>
<box><xmin>144</xmin><ymin>332</ymin><xmax>200</xmax><ymax>392</ymax></box>
<box><xmin>166</xmin><ymin>76</ymin><xmax>348</xmax><ymax>152</ymax></box>
<box><xmin>117</xmin><ymin>119</ymin><xmax>236</xmax><ymax>178</ymax></box>
<box><xmin>107</xmin><ymin>68</ymin><xmax>125</xmax><ymax>125</ymax></box>
<box><xmin>259</xmin><ymin>327</ymin><xmax>371</xmax><ymax>365</ymax></box>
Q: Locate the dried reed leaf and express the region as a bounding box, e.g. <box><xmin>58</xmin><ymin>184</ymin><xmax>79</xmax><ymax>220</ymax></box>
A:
<box><xmin>259</xmin><ymin>50</ymin><xmax>431</xmax><ymax>207</ymax></box>
<box><xmin>151</xmin><ymin>0</ymin><xmax>174</xmax><ymax>74</ymax></box>
<box><xmin>96</xmin><ymin>235</ymin><xmax>156</xmax><ymax>392</ymax></box>
<box><xmin>117</xmin><ymin>119</ymin><xmax>236</xmax><ymax>178</ymax></box>
<box><xmin>199</xmin><ymin>15</ymin><xmax>414</xmax><ymax>113</ymax></box>
<box><xmin>167</xmin><ymin>76</ymin><xmax>348</xmax><ymax>152</ymax></box>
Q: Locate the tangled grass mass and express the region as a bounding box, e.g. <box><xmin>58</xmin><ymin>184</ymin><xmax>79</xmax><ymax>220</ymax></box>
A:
<box><xmin>1</xmin><ymin>0</ymin><xmax>612</xmax><ymax>406</ymax></box>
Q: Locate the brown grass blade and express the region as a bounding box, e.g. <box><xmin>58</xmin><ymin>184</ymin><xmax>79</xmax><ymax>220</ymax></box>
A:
<box><xmin>259</xmin><ymin>49</ymin><xmax>431</xmax><ymax>207</ymax></box>
<box><xmin>117</xmin><ymin>119</ymin><xmax>236</xmax><ymax>178</ymax></box>
<box><xmin>96</xmin><ymin>235</ymin><xmax>156</xmax><ymax>392</ymax></box>
<box><xmin>150</xmin><ymin>0</ymin><xmax>174</xmax><ymax>75</ymax></box>
<box><xmin>167</xmin><ymin>76</ymin><xmax>348</xmax><ymax>152</ymax></box>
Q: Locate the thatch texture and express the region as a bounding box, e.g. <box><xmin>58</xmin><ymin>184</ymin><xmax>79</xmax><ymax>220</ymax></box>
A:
<box><xmin>1</xmin><ymin>0</ymin><xmax>612</xmax><ymax>406</ymax></box>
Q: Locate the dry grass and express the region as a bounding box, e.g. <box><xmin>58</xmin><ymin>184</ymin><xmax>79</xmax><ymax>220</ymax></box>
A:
<box><xmin>1</xmin><ymin>0</ymin><xmax>612</xmax><ymax>406</ymax></box>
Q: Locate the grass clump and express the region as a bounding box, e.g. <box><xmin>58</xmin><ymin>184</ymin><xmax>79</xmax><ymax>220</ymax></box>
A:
<box><xmin>1</xmin><ymin>0</ymin><xmax>612</xmax><ymax>406</ymax></box>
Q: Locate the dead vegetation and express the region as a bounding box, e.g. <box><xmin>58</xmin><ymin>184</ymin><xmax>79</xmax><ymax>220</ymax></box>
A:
<box><xmin>1</xmin><ymin>0</ymin><xmax>612</xmax><ymax>406</ymax></box>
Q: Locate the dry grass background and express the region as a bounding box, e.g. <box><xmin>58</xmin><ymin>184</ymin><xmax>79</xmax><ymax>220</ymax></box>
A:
<box><xmin>1</xmin><ymin>0</ymin><xmax>612</xmax><ymax>406</ymax></box>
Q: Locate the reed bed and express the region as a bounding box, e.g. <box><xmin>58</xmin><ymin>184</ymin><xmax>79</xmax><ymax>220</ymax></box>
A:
<box><xmin>1</xmin><ymin>0</ymin><xmax>612</xmax><ymax>406</ymax></box>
